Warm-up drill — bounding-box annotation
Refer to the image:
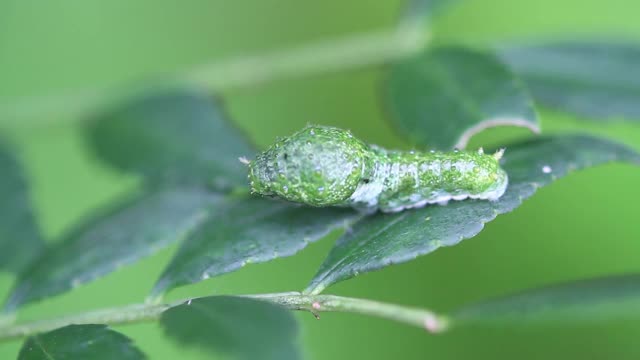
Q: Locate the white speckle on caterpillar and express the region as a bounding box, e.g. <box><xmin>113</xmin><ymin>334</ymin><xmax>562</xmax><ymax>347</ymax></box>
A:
<box><xmin>349</xmin><ymin>177</ymin><xmax>385</xmax><ymax>209</ymax></box>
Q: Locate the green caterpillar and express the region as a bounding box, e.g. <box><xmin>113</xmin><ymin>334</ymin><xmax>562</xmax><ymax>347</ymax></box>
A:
<box><xmin>244</xmin><ymin>125</ymin><xmax>508</xmax><ymax>213</ymax></box>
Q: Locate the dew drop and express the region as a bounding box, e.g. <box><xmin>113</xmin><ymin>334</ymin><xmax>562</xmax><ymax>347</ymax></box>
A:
<box><xmin>310</xmin><ymin>129</ymin><xmax>315</xmax><ymax>135</ymax></box>
<box><xmin>318</xmin><ymin>187</ymin><xmax>325</xmax><ymax>192</ymax></box>
<box><xmin>542</xmin><ymin>165</ymin><xmax>552</xmax><ymax>174</ymax></box>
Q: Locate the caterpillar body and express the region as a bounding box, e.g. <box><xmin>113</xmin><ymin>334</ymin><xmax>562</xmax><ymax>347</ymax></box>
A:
<box><xmin>246</xmin><ymin>126</ymin><xmax>508</xmax><ymax>213</ymax></box>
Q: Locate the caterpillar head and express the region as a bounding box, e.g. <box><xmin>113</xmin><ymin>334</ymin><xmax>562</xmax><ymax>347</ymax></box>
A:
<box><xmin>480</xmin><ymin>166</ymin><xmax>508</xmax><ymax>200</ymax></box>
<box><xmin>247</xmin><ymin>126</ymin><xmax>369</xmax><ymax>206</ymax></box>
<box><xmin>467</xmin><ymin>148</ymin><xmax>508</xmax><ymax>200</ymax></box>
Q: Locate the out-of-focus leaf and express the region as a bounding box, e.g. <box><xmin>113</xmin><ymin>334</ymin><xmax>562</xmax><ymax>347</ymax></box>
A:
<box><xmin>0</xmin><ymin>141</ymin><xmax>45</xmax><ymax>273</ymax></box>
<box><xmin>500</xmin><ymin>42</ymin><xmax>640</xmax><ymax>120</ymax></box>
<box><xmin>87</xmin><ymin>90</ymin><xmax>255</xmax><ymax>190</ymax></box>
<box><xmin>161</xmin><ymin>296</ymin><xmax>300</xmax><ymax>360</ymax></box>
<box><xmin>452</xmin><ymin>274</ymin><xmax>640</xmax><ymax>326</ymax></box>
<box><xmin>18</xmin><ymin>324</ymin><xmax>146</xmax><ymax>360</ymax></box>
<box><xmin>401</xmin><ymin>0</ymin><xmax>464</xmax><ymax>26</ymax></box>
<box><xmin>4</xmin><ymin>188</ymin><xmax>222</xmax><ymax>312</ymax></box>
<box><xmin>305</xmin><ymin>135</ymin><xmax>640</xmax><ymax>294</ymax></box>
<box><xmin>386</xmin><ymin>47</ymin><xmax>539</xmax><ymax>150</ymax></box>
<box><xmin>152</xmin><ymin>198</ymin><xmax>359</xmax><ymax>295</ymax></box>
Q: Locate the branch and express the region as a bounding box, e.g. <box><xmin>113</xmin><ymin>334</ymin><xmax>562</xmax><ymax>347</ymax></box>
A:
<box><xmin>0</xmin><ymin>292</ymin><xmax>447</xmax><ymax>342</ymax></box>
<box><xmin>0</xmin><ymin>25</ymin><xmax>430</xmax><ymax>127</ymax></box>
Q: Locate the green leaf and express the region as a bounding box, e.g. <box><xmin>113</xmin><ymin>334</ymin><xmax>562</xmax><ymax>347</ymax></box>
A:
<box><xmin>500</xmin><ymin>42</ymin><xmax>640</xmax><ymax>120</ymax></box>
<box><xmin>161</xmin><ymin>296</ymin><xmax>300</xmax><ymax>360</ymax></box>
<box><xmin>0</xmin><ymin>141</ymin><xmax>45</xmax><ymax>273</ymax></box>
<box><xmin>4</xmin><ymin>188</ymin><xmax>221</xmax><ymax>312</ymax></box>
<box><xmin>305</xmin><ymin>135</ymin><xmax>640</xmax><ymax>294</ymax></box>
<box><xmin>152</xmin><ymin>198</ymin><xmax>359</xmax><ymax>295</ymax></box>
<box><xmin>87</xmin><ymin>90</ymin><xmax>255</xmax><ymax>190</ymax></box>
<box><xmin>386</xmin><ymin>47</ymin><xmax>540</xmax><ymax>150</ymax></box>
<box><xmin>18</xmin><ymin>324</ymin><xmax>146</xmax><ymax>360</ymax></box>
<box><xmin>451</xmin><ymin>274</ymin><xmax>640</xmax><ymax>326</ymax></box>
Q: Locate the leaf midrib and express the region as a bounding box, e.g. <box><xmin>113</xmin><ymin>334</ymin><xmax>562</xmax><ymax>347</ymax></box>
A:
<box><xmin>32</xmin><ymin>335</ymin><xmax>56</xmax><ymax>360</ymax></box>
<box><xmin>308</xmin><ymin>212</ymin><xmax>409</xmax><ymax>292</ymax></box>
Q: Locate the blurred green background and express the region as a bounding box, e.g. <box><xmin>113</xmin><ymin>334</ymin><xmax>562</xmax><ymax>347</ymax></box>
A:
<box><xmin>1</xmin><ymin>0</ymin><xmax>640</xmax><ymax>358</ymax></box>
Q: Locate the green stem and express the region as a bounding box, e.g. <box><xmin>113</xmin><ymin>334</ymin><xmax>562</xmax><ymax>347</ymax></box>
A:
<box><xmin>0</xmin><ymin>26</ymin><xmax>430</xmax><ymax>126</ymax></box>
<box><xmin>247</xmin><ymin>293</ymin><xmax>448</xmax><ymax>333</ymax></box>
<box><xmin>0</xmin><ymin>292</ymin><xmax>447</xmax><ymax>342</ymax></box>
<box><xmin>0</xmin><ymin>303</ymin><xmax>172</xmax><ymax>341</ymax></box>
<box><xmin>181</xmin><ymin>26</ymin><xmax>429</xmax><ymax>90</ymax></box>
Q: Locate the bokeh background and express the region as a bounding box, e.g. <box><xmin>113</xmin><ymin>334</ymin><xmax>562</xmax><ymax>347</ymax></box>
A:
<box><xmin>1</xmin><ymin>0</ymin><xmax>640</xmax><ymax>358</ymax></box>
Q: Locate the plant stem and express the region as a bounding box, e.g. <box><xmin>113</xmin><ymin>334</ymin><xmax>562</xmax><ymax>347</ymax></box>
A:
<box><xmin>246</xmin><ymin>292</ymin><xmax>448</xmax><ymax>333</ymax></box>
<box><xmin>0</xmin><ymin>303</ymin><xmax>172</xmax><ymax>341</ymax></box>
<box><xmin>0</xmin><ymin>25</ymin><xmax>429</xmax><ymax>127</ymax></box>
<box><xmin>181</xmin><ymin>26</ymin><xmax>429</xmax><ymax>90</ymax></box>
<box><xmin>0</xmin><ymin>292</ymin><xmax>447</xmax><ymax>342</ymax></box>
